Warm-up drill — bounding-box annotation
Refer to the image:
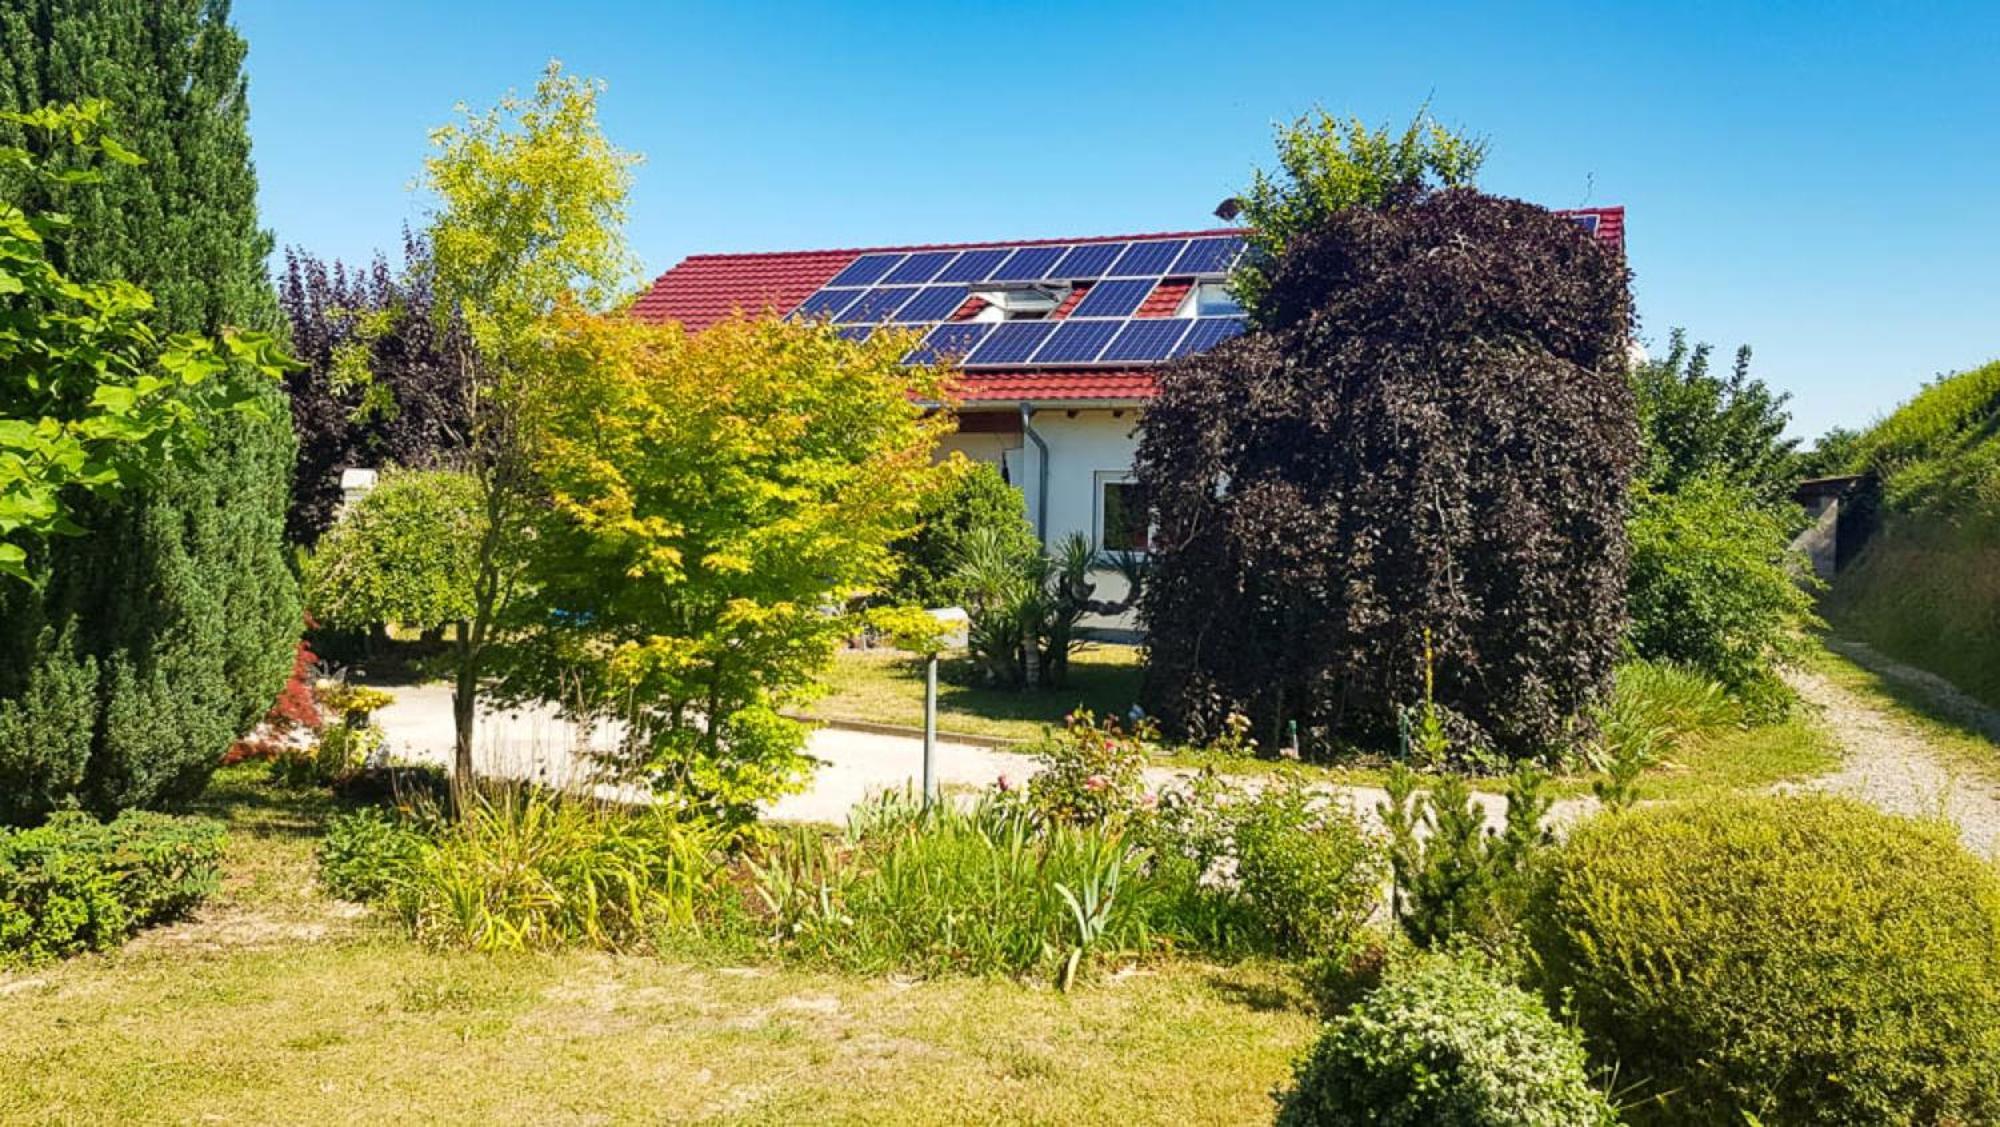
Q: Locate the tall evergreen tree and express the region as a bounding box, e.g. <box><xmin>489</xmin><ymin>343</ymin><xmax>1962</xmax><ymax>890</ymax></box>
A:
<box><xmin>0</xmin><ymin>0</ymin><xmax>297</xmax><ymax>822</ymax></box>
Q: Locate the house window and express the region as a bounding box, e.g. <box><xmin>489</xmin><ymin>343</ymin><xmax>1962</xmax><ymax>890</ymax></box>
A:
<box><xmin>1193</xmin><ymin>281</ymin><xmax>1243</xmax><ymax>317</ymax></box>
<box><xmin>1097</xmin><ymin>474</ymin><xmax>1150</xmax><ymax>554</ymax></box>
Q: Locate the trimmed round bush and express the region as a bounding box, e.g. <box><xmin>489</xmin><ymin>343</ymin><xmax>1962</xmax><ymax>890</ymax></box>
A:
<box><xmin>1276</xmin><ymin>952</ymin><xmax>1615</xmax><ymax>1126</ymax></box>
<box><xmin>1529</xmin><ymin>795</ymin><xmax>2000</xmax><ymax>1125</ymax></box>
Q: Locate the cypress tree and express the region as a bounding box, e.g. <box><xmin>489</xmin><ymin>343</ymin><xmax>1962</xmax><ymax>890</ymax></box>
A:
<box><xmin>0</xmin><ymin>0</ymin><xmax>298</xmax><ymax>821</ymax></box>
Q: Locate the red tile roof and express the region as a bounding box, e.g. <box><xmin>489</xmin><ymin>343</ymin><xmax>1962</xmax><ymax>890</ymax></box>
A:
<box><xmin>1137</xmin><ymin>279</ymin><xmax>1193</xmax><ymax>318</ymax></box>
<box><xmin>948</xmin><ymin>369</ymin><xmax>1160</xmax><ymax>403</ymax></box>
<box><xmin>631</xmin><ymin>210</ymin><xmax>1626</xmax><ymax>405</ymax></box>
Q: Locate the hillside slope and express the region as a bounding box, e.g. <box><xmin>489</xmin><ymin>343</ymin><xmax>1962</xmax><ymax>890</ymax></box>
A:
<box><xmin>1824</xmin><ymin>359</ymin><xmax>2000</xmax><ymax>707</ymax></box>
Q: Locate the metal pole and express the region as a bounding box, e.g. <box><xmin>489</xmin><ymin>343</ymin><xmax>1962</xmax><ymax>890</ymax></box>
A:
<box><xmin>923</xmin><ymin>653</ymin><xmax>939</xmax><ymax>808</ymax></box>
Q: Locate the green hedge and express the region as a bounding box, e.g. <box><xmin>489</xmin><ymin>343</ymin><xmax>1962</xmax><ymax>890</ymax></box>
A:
<box><xmin>1528</xmin><ymin>795</ymin><xmax>2000</xmax><ymax>1125</ymax></box>
<box><xmin>0</xmin><ymin>811</ymin><xmax>225</xmax><ymax>966</ymax></box>
<box><xmin>1276</xmin><ymin>952</ymin><xmax>1615</xmax><ymax>1127</ymax></box>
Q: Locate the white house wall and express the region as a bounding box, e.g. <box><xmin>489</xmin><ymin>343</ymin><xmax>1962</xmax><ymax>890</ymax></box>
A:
<box><xmin>936</xmin><ymin>407</ymin><xmax>1145</xmax><ymax>633</ymax></box>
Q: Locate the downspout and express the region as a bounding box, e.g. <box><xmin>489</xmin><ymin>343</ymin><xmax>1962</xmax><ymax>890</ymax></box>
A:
<box><xmin>1020</xmin><ymin>401</ymin><xmax>1049</xmax><ymax>545</ymax></box>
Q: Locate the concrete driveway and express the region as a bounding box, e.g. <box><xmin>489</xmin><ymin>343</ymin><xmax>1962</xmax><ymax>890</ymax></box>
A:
<box><xmin>371</xmin><ymin>683</ymin><xmax>1037</xmax><ymax>824</ymax></box>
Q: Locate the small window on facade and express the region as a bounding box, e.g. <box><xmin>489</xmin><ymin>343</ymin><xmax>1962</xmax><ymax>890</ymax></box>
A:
<box><xmin>1194</xmin><ymin>281</ymin><xmax>1243</xmax><ymax>317</ymax></box>
<box><xmin>1098</xmin><ymin>477</ymin><xmax>1150</xmax><ymax>553</ymax></box>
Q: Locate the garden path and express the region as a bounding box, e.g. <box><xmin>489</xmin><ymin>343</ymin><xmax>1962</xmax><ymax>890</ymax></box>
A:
<box><xmin>371</xmin><ymin>654</ymin><xmax>2000</xmax><ymax>853</ymax></box>
<box><xmin>1783</xmin><ymin>649</ymin><xmax>2000</xmax><ymax>858</ymax></box>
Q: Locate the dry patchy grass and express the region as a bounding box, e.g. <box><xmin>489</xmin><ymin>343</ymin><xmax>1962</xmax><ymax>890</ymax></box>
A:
<box><xmin>0</xmin><ymin>767</ymin><xmax>1317</xmax><ymax>1126</ymax></box>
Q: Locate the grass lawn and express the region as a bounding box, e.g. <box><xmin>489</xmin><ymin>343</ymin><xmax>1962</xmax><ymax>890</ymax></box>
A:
<box><xmin>806</xmin><ymin>645</ymin><xmax>1837</xmax><ymax>801</ymax></box>
<box><xmin>0</xmin><ymin>768</ymin><xmax>1318</xmax><ymax>1126</ymax></box>
<box><xmin>808</xmin><ymin>644</ymin><xmax>1146</xmax><ymax>743</ymax></box>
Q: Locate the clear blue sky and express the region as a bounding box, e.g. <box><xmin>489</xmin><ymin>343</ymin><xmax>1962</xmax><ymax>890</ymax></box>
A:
<box><xmin>235</xmin><ymin>0</ymin><xmax>2000</xmax><ymax>441</ymax></box>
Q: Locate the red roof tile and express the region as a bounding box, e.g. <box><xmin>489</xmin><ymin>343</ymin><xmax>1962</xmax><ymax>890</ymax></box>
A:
<box><xmin>1138</xmin><ymin>279</ymin><xmax>1193</xmax><ymax>318</ymax></box>
<box><xmin>1049</xmin><ymin>282</ymin><xmax>1090</xmax><ymax>320</ymax></box>
<box><xmin>951</xmin><ymin>370</ymin><xmax>1160</xmax><ymax>403</ymax></box>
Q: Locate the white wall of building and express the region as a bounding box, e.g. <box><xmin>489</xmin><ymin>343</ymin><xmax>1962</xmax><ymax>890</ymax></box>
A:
<box><xmin>936</xmin><ymin>405</ymin><xmax>1147</xmax><ymax>632</ymax></box>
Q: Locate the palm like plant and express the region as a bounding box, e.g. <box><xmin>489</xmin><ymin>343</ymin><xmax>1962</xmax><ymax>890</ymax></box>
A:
<box><xmin>954</xmin><ymin>529</ymin><xmax>1143</xmax><ymax>689</ymax></box>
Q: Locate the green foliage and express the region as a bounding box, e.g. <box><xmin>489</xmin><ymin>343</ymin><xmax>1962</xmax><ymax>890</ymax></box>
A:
<box><xmin>1379</xmin><ymin>766</ymin><xmax>1549</xmax><ymax>951</ymax></box>
<box><xmin>1630</xmin><ymin>329</ymin><xmax>1800</xmax><ymax>504</ymax></box>
<box><xmin>1026</xmin><ymin>709</ymin><xmax>1154</xmax><ymax>828</ymax></box>
<box><xmin>417</xmin><ymin>62</ymin><xmax>642</xmax><ymax>784</ymax></box>
<box><xmin>1848</xmin><ymin>357</ymin><xmax>2000</xmax><ymax>521</ymax></box>
<box><xmin>0</xmin><ymin>7</ymin><xmax>300</xmax><ymax>824</ymax></box>
<box><xmin>1589</xmin><ymin>659</ymin><xmax>1743</xmax><ymax>809</ymax></box>
<box><xmin>1626</xmin><ymin>477</ymin><xmax>1817</xmax><ymax>705</ymax></box>
<box><xmin>957</xmin><ymin>528</ymin><xmax>1139</xmax><ymax>690</ymax></box>
<box><xmin>887</xmin><ymin>456</ymin><xmax>1038</xmax><ymax>608</ymax></box>
<box><xmin>1826</xmin><ymin>360</ymin><xmax>2000</xmax><ymax>707</ymax></box>
<box><xmin>1140</xmin><ymin>189</ymin><xmax>1635</xmax><ymax>760</ymax></box>
<box><xmin>1529</xmin><ymin>795</ymin><xmax>2000</xmax><ymax>1125</ymax></box>
<box><xmin>304</xmin><ymin>468</ymin><xmax>482</xmax><ymax>632</ymax></box>
<box><xmin>0</xmin><ymin>103</ymin><xmax>285</xmax><ymax>579</ymax></box>
<box><xmin>333</xmin><ymin>786</ymin><xmax>722</xmax><ymax>952</ymax></box>
<box><xmin>1276</xmin><ymin>952</ymin><xmax>1616</xmax><ymax>1127</ymax></box>
<box><xmin>506</xmin><ymin>312</ymin><xmax>953</xmax><ymax>826</ymax></box>
<box><xmin>0</xmin><ymin>809</ymin><xmax>224</xmax><ymax>966</ymax></box>
<box><xmin>318</xmin><ymin>805</ymin><xmax>426</xmax><ymax>903</ymax></box>
<box><xmin>1825</xmin><ymin>515</ymin><xmax>2000</xmax><ymax>709</ymax></box>
<box><xmin>1229</xmin><ymin>777</ymin><xmax>1385</xmax><ymax>958</ymax></box>
<box><xmin>1234</xmin><ymin>106</ymin><xmax>1487</xmax><ymax>317</ymax></box>
<box><xmin>751</xmin><ymin>791</ymin><xmax>1225</xmax><ymax>981</ymax></box>
<box><xmin>1796</xmin><ymin>424</ymin><xmax>1863</xmax><ymax>480</ymax></box>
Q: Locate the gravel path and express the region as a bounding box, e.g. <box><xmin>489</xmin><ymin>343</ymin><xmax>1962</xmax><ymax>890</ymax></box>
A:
<box><xmin>1782</xmin><ymin>654</ymin><xmax>2000</xmax><ymax>858</ymax></box>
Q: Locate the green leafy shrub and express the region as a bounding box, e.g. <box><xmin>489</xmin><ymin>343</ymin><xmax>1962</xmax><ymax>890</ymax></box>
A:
<box><xmin>751</xmin><ymin>791</ymin><xmax>1226</xmax><ymax>982</ymax></box>
<box><xmin>1230</xmin><ymin>778</ymin><xmax>1384</xmax><ymax>958</ymax></box>
<box><xmin>1379</xmin><ymin>766</ymin><xmax>1548</xmax><ymax>952</ymax></box>
<box><xmin>1528</xmin><ymin>795</ymin><xmax>2000</xmax><ymax>1125</ymax></box>
<box><xmin>318</xmin><ymin>806</ymin><xmax>427</xmax><ymax>903</ymax></box>
<box><xmin>887</xmin><ymin>456</ymin><xmax>1039</xmax><ymax>608</ymax></box>
<box><xmin>1626</xmin><ymin>477</ymin><xmax>1817</xmax><ymax>710</ymax></box>
<box><xmin>1027</xmin><ymin>709</ymin><xmax>1155</xmax><ymax>827</ymax></box>
<box><xmin>377</xmin><ymin>787</ymin><xmax>722</xmax><ymax>952</ymax></box>
<box><xmin>1592</xmin><ymin>659</ymin><xmax>1742</xmax><ymax>767</ymax></box>
<box><xmin>0</xmin><ymin>811</ymin><xmax>225</xmax><ymax>965</ymax></box>
<box><xmin>1276</xmin><ymin>952</ymin><xmax>1616</xmax><ymax>1127</ymax></box>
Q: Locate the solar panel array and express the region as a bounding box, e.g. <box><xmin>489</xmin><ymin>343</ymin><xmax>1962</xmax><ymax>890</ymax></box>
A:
<box><xmin>789</xmin><ymin>235</ymin><xmax>1251</xmax><ymax>368</ymax></box>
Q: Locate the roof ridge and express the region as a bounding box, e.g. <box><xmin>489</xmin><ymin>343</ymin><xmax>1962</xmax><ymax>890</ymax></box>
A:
<box><xmin>673</xmin><ymin>227</ymin><xmax>1246</xmax><ymax>263</ymax></box>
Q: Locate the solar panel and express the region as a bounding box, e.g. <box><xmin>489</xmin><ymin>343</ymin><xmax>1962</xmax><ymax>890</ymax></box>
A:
<box><xmin>906</xmin><ymin>322</ymin><xmax>992</xmax><ymax>365</ymax></box>
<box><xmin>1108</xmin><ymin>240</ymin><xmax>1187</xmax><ymax>277</ymax></box>
<box><xmin>1070</xmin><ymin>278</ymin><xmax>1155</xmax><ymax>319</ymax></box>
<box><xmin>837</xmin><ymin>325</ymin><xmax>873</xmax><ymax>342</ymax></box>
<box><xmin>1569</xmin><ymin>214</ymin><xmax>1601</xmax><ymax>236</ymax></box>
<box><xmin>894</xmin><ymin>285</ymin><xmax>970</xmax><ymax>323</ymax></box>
<box><xmin>964</xmin><ymin>320</ymin><xmax>1057</xmax><ymax>366</ymax></box>
<box><xmin>933</xmin><ymin>248</ymin><xmax>1010</xmax><ymax>283</ymax></box>
<box><xmin>883</xmin><ymin>250</ymin><xmax>956</xmax><ymax>285</ymax></box>
<box><xmin>1173</xmin><ymin>316</ymin><xmax>1248</xmax><ymax>357</ymax></box>
<box><xmin>1032</xmin><ymin>319</ymin><xmax>1120</xmax><ymax>365</ymax></box>
<box><xmin>988</xmin><ymin>245</ymin><xmax>1066</xmax><ymax>282</ymax></box>
<box><xmin>826</xmin><ymin>253</ymin><xmax>903</xmax><ymax>288</ymax></box>
<box><xmin>1101</xmin><ymin>318</ymin><xmax>1193</xmax><ymax>363</ymax></box>
<box><xmin>1051</xmin><ymin>243</ymin><xmax>1125</xmax><ymax>279</ymax></box>
<box><xmin>838</xmin><ymin>286</ymin><xmax>919</xmax><ymax>323</ymax></box>
<box><xmin>1171</xmin><ymin>236</ymin><xmax>1245</xmax><ymax>276</ymax></box>
<box><xmin>793</xmin><ymin>288</ymin><xmax>864</xmax><ymax>320</ymax></box>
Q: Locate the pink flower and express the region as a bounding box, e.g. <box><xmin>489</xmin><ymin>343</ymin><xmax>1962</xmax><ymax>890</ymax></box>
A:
<box><xmin>995</xmin><ymin>774</ymin><xmax>1013</xmax><ymax>793</ymax></box>
<box><xmin>1084</xmin><ymin>774</ymin><xmax>1108</xmax><ymax>792</ymax></box>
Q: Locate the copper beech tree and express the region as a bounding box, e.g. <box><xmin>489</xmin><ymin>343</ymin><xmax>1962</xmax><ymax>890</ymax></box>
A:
<box><xmin>1136</xmin><ymin>188</ymin><xmax>1637</xmax><ymax>762</ymax></box>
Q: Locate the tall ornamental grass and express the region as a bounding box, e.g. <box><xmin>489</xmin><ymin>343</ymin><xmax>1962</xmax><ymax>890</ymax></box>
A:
<box><xmin>750</xmin><ymin>791</ymin><xmax>1228</xmax><ymax>983</ymax></box>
